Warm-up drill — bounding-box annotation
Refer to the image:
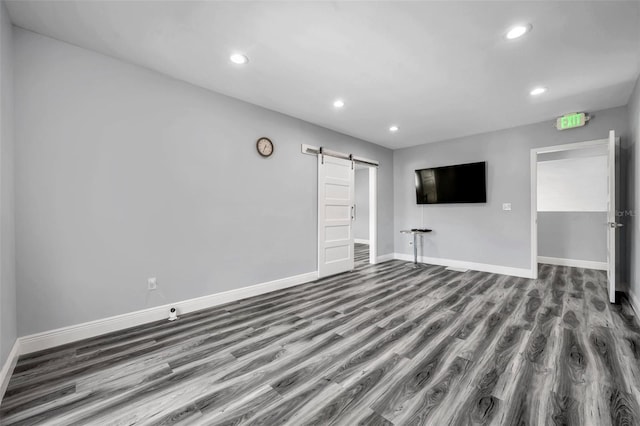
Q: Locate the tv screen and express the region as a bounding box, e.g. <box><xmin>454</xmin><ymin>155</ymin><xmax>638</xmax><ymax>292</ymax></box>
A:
<box><xmin>415</xmin><ymin>161</ymin><xmax>486</xmax><ymax>204</ymax></box>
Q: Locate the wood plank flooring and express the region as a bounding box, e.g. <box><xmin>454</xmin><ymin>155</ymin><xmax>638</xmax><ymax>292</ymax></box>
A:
<box><xmin>354</xmin><ymin>243</ymin><xmax>370</xmax><ymax>267</ymax></box>
<box><xmin>2</xmin><ymin>244</ymin><xmax>640</xmax><ymax>425</ymax></box>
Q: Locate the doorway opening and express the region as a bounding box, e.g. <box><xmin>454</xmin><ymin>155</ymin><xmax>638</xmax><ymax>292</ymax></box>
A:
<box><xmin>530</xmin><ymin>131</ymin><xmax>620</xmax><ymax>303</ymax></box>
<box><xmin>354</xmin><ymin>163</ymin><xmax>377</xmax><ymax>268</ymax></box>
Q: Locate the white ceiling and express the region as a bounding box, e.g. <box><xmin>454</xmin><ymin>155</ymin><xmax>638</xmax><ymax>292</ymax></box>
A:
<box><xmin>6</xmin><ymin>1</ymin><xmax>640</xmax><ymax>149</ymax></box>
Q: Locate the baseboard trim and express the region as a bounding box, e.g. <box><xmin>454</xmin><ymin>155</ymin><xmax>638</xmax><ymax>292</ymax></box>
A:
<box><xmin>354</xmin><ymin>239</ymin><xmax>370</xmax><ymax>245</ymax></box>
<box><xmin>446</xmin><ymin>266</ymin><xmax>469</xmax><ymax>273</ymax></box>
<box><xmin>18</xmin><ymin>271</ymin><xmax>319</xmax><ymax>355</ymax></box>
<box><xmin>537</xmin><ymin>256</ymin><xmax>607</xmax><ymax>271</ymax></box>
<box><xmin>0</xmin><ymin>339</ymin><xmax>20</xmax><ymax>403</ymax></box>
<box><xmin>394</xmin><ymin>253</ymin><xmax>534</xmax><ymax>278</ymax></box>
<box><xmin>376</xmin><ymin>253</ymin><xmax>395</xmax><ymax>263</ymax></box>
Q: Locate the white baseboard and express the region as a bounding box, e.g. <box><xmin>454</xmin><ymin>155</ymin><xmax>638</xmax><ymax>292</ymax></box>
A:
<box><xmin>394</xmin><ymin>253</ymin><xmax>534</xmax><ymax>278</ymax></box>
<box><xmin>537</xmin><ymin>256</ymin><xmax>607</xmax><ymax>271</ymax></box>
<box><xmin>376</xmin><ymin>253</ymin><xmax>395</xmax><ymax>263</ymax></box>
<box><xmin>18</xmin><ymin>271</ymin><xmax>318</xmax><ymax>355</ymax></box>
<box><xmin>354</xmin><ymin>239</ymin><xmax>370</xmax><ymax>245</ymax></box>
<box><xmin>446</xmin><ymin>266</ymin><xmax>469</xmax><ymax>273</ymax></box>
<box><xmin>0</xmin><ymin>339</ymin><xmax>20</xmax><ymax>403</ymax></box>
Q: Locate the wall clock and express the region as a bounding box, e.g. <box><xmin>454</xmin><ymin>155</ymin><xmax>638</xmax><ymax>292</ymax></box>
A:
<box><xmin>256</xmin><ymin>137</ymin><xmax>274</xmax><ymax>157</ymax></box>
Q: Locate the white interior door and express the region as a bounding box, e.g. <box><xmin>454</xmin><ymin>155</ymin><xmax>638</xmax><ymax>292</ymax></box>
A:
<box><xmin>607</xmin><ymin>129</ymin><xmax>621</xmax><ymax>303</ymax></box>
<box><xmin>318</xmin><ymin>155</ymin><xmax>354</xmax><ymax>278</ymax></box>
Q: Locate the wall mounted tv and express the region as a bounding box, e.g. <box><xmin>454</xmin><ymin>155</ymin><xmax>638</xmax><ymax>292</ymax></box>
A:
<box><xmin>415</xmin><ymin>161</ymin><xmax>486</xmax><ymax>204</ymax></box>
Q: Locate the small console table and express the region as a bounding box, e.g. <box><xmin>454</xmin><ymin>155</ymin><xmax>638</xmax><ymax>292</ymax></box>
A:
<box><xmin>400</xmin><ymin>229</ymin><xmax>433</xmax><ymax>267</ymax></box>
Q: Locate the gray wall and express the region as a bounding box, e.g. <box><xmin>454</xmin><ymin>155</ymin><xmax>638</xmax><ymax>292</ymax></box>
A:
<box><xmin>394</xmin><ymin>106</ymin><xmax>630</xmax><ymax>271</ymax></box>
<box><xmin>354</xmin><ymin>168</ymin><xmax>369</xmax><ymax>241</ymax></box>
<box><xmin>536</xmin><ymin>150</ymin><xmax>608</xmax><ymax>263</ymax></box>
<box><xmin>536</xmin><ymin>154</ymin><xmax>608</xmax><ymax>212</ymax></box>
<box><xmin>14</xmin><ymin>29</ymin><xmax>393</xmax><ymax>336</ymax></box>
<box><xmin>0</xmin><ymin>1</ymin><xmax>16</xmax><ymax>371</ymax></box>
<box><xmin>629</xmin><ymin>76</ymin><xmax>639</xmax><ymax>302</ymax></box>
<box><xmin>537</xmin><ymin>212</ymin><xmax>607</xmax><ymax>262</ymax></box>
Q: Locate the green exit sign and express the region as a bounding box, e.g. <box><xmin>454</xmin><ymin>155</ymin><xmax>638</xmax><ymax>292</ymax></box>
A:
<box><xmin>556</xmin><ymin>112</ymin><xmax>589</xmax><ymax>130</ymax></box>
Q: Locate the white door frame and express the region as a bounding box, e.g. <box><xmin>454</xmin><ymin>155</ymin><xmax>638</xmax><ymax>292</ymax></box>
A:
<box><xmin>351</xmin><ymin>165</ymin><xmax>378</xmax><ymax>264</ymax></box>
<box><xmin>530</xmin><ymin>137</ymin><xmax>609</xmax><ymax>279</ymax></box>
<box><xmin>365</xmin><ymin>165</ymin><xmax>378</xmax><ymax>264</ymax></box>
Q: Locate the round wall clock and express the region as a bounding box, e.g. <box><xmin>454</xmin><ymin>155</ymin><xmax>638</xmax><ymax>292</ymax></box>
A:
<box><xmin>256</xmin><ymin>137</ymin><xmax>274</xmax><ymax>157</ymax></box>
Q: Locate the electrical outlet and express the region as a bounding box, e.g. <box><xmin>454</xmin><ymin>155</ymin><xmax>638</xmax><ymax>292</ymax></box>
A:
<box><xmin>502</xmin><ymin>203</ymin><xmax>512</xmax><ymax>211</ymax></box>
<box><xmin>148</xmin><ymin>277</ymin><xmax>157</xmax><ymax>290</ymax></box>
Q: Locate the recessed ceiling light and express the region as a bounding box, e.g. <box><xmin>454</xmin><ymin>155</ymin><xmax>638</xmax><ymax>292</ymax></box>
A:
<box><xmin>230</xmin><ymin>53</ymin><xmax>249</xmax><ymax>65</ymax></box>
<box><xmin>333</xmin><ymin>99</ymin><xmax>345</xmax><ymax>108</ymax></box>
<box><xmin>530</xmin><ymin>87</ymin><xmax>547</xmax><ymax>96</ymax></box>
<box><xmin>389</xmin><ymin>125</ymin><xmax>399</xmax><ymax>132</ymax></box>
<box><xmin>506</xmin><ymin>24</ymin><xmax>531</xmax><ymax>40</ymax></box>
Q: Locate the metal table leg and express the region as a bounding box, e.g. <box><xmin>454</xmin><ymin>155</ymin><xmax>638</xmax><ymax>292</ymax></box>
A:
<box><xmin>400</xmin><ymin>229</ymin><xmax>431</xmax><ymax>268</ymax></box>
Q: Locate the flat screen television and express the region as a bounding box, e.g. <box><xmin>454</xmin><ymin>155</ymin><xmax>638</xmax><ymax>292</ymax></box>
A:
<box><xmin>415</xmin><ymin>161</ymin><xmax>486</xmax><ymax>204</ymax></box>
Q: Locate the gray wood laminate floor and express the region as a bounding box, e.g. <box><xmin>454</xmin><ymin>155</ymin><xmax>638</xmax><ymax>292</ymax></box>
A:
<box><xmin>354</xmin><ymin>243</ymin><xmax>370</xmax><ymax>267</ymax></box>
<box><xmin>2</xmin><ymin>246</ymin><xmax>640</xmax><ymax>425</ymax></box>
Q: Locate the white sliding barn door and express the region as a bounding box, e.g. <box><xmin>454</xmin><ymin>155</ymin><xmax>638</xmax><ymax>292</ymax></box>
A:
<box><xmin>607</xmin><ymin>130</ymin><xmax>622</xmax><ymax>303</ymax></box>
<box><xmin>318</xmin><ymin>155</ymin><xmax>354</xmax><ymax>278</ymax></box>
